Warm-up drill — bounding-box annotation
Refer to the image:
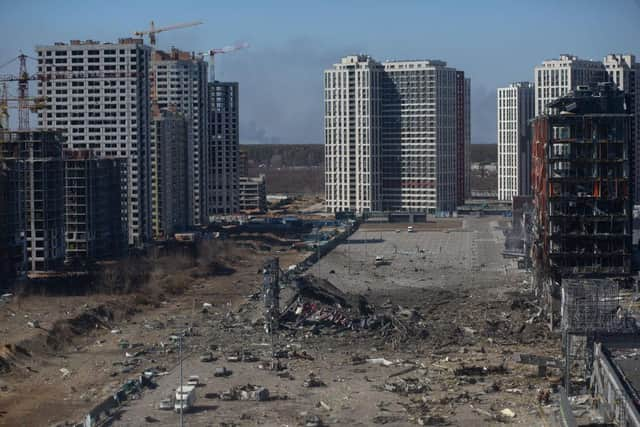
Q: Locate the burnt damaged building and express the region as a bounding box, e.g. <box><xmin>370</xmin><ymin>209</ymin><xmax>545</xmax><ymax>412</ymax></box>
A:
<box><xmin>531</xmin><ymin>83</ymin><xmax>632</xmax><ymax>288</ymax></box>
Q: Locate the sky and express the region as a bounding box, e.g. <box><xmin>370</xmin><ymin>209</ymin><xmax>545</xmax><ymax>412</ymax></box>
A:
<box><xmin>1</xmin><ymin>0</ymin><xmax>639</xmax><ymax>144</ymax></box>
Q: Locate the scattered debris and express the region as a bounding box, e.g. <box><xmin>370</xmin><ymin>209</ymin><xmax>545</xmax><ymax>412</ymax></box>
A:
<box><xmin>367</xmin><ymin>358</ymin><xmax>395</xmax><ymax>367</ymax></box>
<box><xmin>318</xmin><ymin>400</ymin><xmax>331</xmax><ymax>411</ymax></box>
<box><xmin>500</xmin><ymin>408</ymin><xmax>516</xmax><ymax>419</ymax></box>
<box><xmin>220</xmin><ymin>384</ymin><xmax>269</xmax><ymax>401</ymax></box>
<box><xmin>27</xmin><ymin>320</ymin><xmax>40</xmax><ymax>329</ymax></box>
<box><xmin>384</xmin><ymin>377</ymin><xmax>430</xmax><ymax>394</ymax></box>
<box><xmin>303</xmin><ymin>372</ymin><xmax>326</xmax><ymax>388</ymax></box>
<box><xmin>453</xmin><ymin>364</ymin><xmax>507</xmax><ymax>376</ymax></box>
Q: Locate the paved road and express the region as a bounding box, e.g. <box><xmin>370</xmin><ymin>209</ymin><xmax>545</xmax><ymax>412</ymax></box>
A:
<box><xmin>313</xmin><ymin>216</ymin><xmax>520</xmax><ymax>295</ymax></box>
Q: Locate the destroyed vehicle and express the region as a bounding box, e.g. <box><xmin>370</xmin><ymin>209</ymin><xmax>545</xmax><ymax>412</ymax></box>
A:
<box><xmin>187</xmin><ymin>375</ymin><xmax>200</xmax><ymax>386</ymax></box>
<box><xmin>200</xmin><ymin>352</ymin><xmax>215</xmax><ymax>362</ymax></box>
<box><xmin>158</xmin><ymin>398</ymin><xmax>173</xmax><ymax>410</ymax></box>
<box><xmin>220</xmin><ymin>384</ymin><xmax>269</xmax><ymax>401</ymax></box>
<box><xmin>214</xmin><ymin>367</ymin><xmax>232</xmax><ymax>377</ymax></box>
<box><xmin>374</xmin><ymin>255</ymin><xmax>391</xmax><ymax>267</ymax></box>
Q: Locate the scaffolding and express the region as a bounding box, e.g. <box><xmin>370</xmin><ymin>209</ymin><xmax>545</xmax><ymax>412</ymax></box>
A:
<box><xmin>561</xmin><ymin>278</ymin><xmax>636</xmax><ymax>394</ymax></box>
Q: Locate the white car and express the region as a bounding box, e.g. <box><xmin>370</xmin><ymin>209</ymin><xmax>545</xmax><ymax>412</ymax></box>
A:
<box><xmin>187</xmin><ymin>375</ymin><xmax>200</xmax><ymax>386</ymax></box>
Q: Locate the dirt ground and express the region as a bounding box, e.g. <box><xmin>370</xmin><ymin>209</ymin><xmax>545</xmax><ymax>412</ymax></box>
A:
<box><xmin>0</xmin><ymin>216</ymin><xmax>566</xmax><ymax>427</ymax></box>
<box><xmin>109</xmin><ymin>216</ymin><xmax>563</xmax><ymax>426</ymax></box>
<box><xmin>0</xmin><ymin>239</ymin><xmax>309</xmax><ymax>427</ymax></box>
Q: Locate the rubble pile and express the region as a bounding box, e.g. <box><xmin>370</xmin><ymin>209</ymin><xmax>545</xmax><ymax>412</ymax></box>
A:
<box><xmin>280</xmin><ymin>276</ymin><xmax>429</xmax><ymax>341</ymax></box>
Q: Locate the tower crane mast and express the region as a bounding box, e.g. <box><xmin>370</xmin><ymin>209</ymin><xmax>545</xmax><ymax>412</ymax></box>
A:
<box><xmin>200</xmin><ymin>42</ymin><xmax>249</xmax><ymax>82</ymax></box>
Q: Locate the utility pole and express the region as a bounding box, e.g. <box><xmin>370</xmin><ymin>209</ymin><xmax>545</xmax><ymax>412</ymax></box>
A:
<box><xmin>179</xmin><ymin>334</ymin><xmax>183</xmax><ymax>427</ymax></box>
<box><xmin>316</xmin><ymin>231</ymin><xmax>320</xmax><ymax>276</ymax></box>
<box><xmin>364</xmin><ymin>232</ymin><xmax>368</xmax><ymax>258</ymax></box>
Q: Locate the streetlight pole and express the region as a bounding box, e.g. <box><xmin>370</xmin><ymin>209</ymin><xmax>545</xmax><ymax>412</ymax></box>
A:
<box><xmin>347</xmin><ymin>242</ymin><xmax>350</xmax><ymax>275</ymax></box>
<box><xmin>316</xmin><ymin>230</ymin><xmax>320</xmax><ymax>276</ymax></box>
<box><xmin>179</xmin><ymin>334</ymin><xmax>183</xmax><ymax>427</ymax></box>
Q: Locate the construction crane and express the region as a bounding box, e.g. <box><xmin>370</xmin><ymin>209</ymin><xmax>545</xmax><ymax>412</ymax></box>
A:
<box><xmin>0</xmin><ymin>83</ymin><xmax>7</xmax><ymax>129</ymax></box>
<box><xmin>200</xmin><ymin>42</ymin><xmax>249</xmax><ymax>82</ymax></box>
<box><xmin>133</xmin><ymin>20</ymin><xmax>203</xmax><ymax>47</ymax></box>
<box><xmin>17</xmin><ymin>54</ymin><xmax>29</xmax><ymax>129</ymax></box>
<box><xmin>0</xmin><ymin>54</ymin><xmax>45</xmax><ymax>130</ymax></box>
<box><xmin>0</xmin><ymin>92</ymin><xmax>46</xmax><ymax>130</ymax></box>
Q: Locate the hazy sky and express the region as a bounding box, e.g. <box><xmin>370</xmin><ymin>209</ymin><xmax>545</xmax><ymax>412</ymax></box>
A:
<box><xmin>1</xmin><ymin>0</ymin><xmax>639</xmax><ymax>144</ymax></box>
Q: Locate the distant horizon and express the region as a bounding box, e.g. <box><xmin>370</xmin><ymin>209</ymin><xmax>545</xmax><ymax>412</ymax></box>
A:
<box><xmin>1</xmin><ymin>0</ymin><xmax>638</xmax><ymax>144</ymax></box>
<box><xmin>239</xmin><ymin>141</ymin><xmax>498</xmax><ymax>145</ymax></box>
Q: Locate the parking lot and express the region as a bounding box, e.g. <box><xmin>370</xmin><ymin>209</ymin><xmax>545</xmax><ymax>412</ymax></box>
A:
<box><xmin>313</xmin><ymin>216</ymin><xmax>519</xmax><ymax>294</ymax></box>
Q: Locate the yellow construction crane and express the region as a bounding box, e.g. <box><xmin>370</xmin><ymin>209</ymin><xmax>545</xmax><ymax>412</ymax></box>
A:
<box><xmin>0</xmin><ymin>54</ymin><xmax>46</xmax><ymax>130</ymax></box>
<box><xmin>133</xmin><ymin>20</ymin><xmax>203</xmax><ymax>47</ymax></box>
<box><xmin>0</xmin><ymin>87</ymin><xmax>47</xmax><ymax>130</ymax></box>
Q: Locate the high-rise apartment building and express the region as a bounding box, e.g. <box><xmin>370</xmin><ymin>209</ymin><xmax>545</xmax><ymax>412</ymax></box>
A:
<box><xmin>603</xmin><ymin>54</ymin><xmax>640</xmax><ymax>202</ymax></box>
<box><xmin>324</xmin><ymin>55</ymin><xmax>382</xmax><ymax>214</ymax></box>
<box><xmin>497</xmin><ymin>82</ymin><xmax>534</xmax><ymax>201</ymax></box>
<box><xmin>208</xmin><ymin>81</ymin><xmax>239</xmax><ymax>216</ymax></box>
<box><xmin>534</xmin><ymin>54</ymin><xmax>607</xmax><ymax>117</ymax></box>
<box><xmin>36</xmin><ymin>39</ymin><xmax>152</xmax><ymax>246</ymax></box>
<box><xmin>0</xmin><ymin>130</ymin><xmax>65</xmax><ymax>272</ymax></box>
<box><xmin>456</xmin><ymin>71</ymin><xmax>471</xmax><ymax>205</ymax></box>
<box><xmin>324</xmin><ymin>55</ymin><xmax>469</xmax><ymax>215</ymax></box>
<box><xmin>151</xmin><ymin>109</ymin><xmax>189</xmax><ymax>238</ymax></box>
<box><xmin>151</xmin><ymin>48</ymin><xmax>208</xmax><ymax>226</ymax></box>
<box><xmin>64</xmin><ymin>150</ymin><xmax>127</xmax><ymax>264</ymax></box>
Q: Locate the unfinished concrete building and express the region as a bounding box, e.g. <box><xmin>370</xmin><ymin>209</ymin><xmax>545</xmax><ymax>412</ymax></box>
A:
<box><xmin>239</xmin><ymin>175</ymin><xmax>266</xmax><ymax>213</ymax></box>
<box><xmin>208</xmin><ymin>81</ymin><xmax>239</xmax><ymax>216</ymax></box>
<box><xmin>151</xmin><ymin>48</ymin><xmax>208</xmax><ymax>226</ymax></box>
<box><xmin>64</xmin><ymin>150</ymin><xmax>127</xmax><ymax>265</ymax></box>
<box><xmin>151</xmin><ymin>109</ymin><xmax>189</xmax><ymax>239</ymax></box>
<box><xmin>0</xmin><ymin>130</ymin><xmax>65</xmax><ymax>272</ymax></box>
<box><xmin>0</xmin><ymin>161</ymin><xmax>25</xmax><ymax>285</ymax></box>
<box><xmin>239</xmin><ymin>149</ymin><xmax>249</xmax><ymax>178</ymax></box>
<box><xmin>37</xmin><ymin>39</ymin><xmax>153</xmax><ymax>246</ymax></box>
<box><xmin>531</xmin><ymin>83</ymin><xmax>632</xmax><ymax>316</ymax></box>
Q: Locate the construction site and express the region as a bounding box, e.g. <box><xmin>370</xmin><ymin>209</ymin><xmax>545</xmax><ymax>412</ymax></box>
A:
<box><xmin>0</xmin><ymin>212</ymin><xmax>569</xmax><ymax>427</ymax></box>
<box><xmin>0</xmin><ymin>8</ymin><xmax>639</xmax><ymax>426</ymax></box>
